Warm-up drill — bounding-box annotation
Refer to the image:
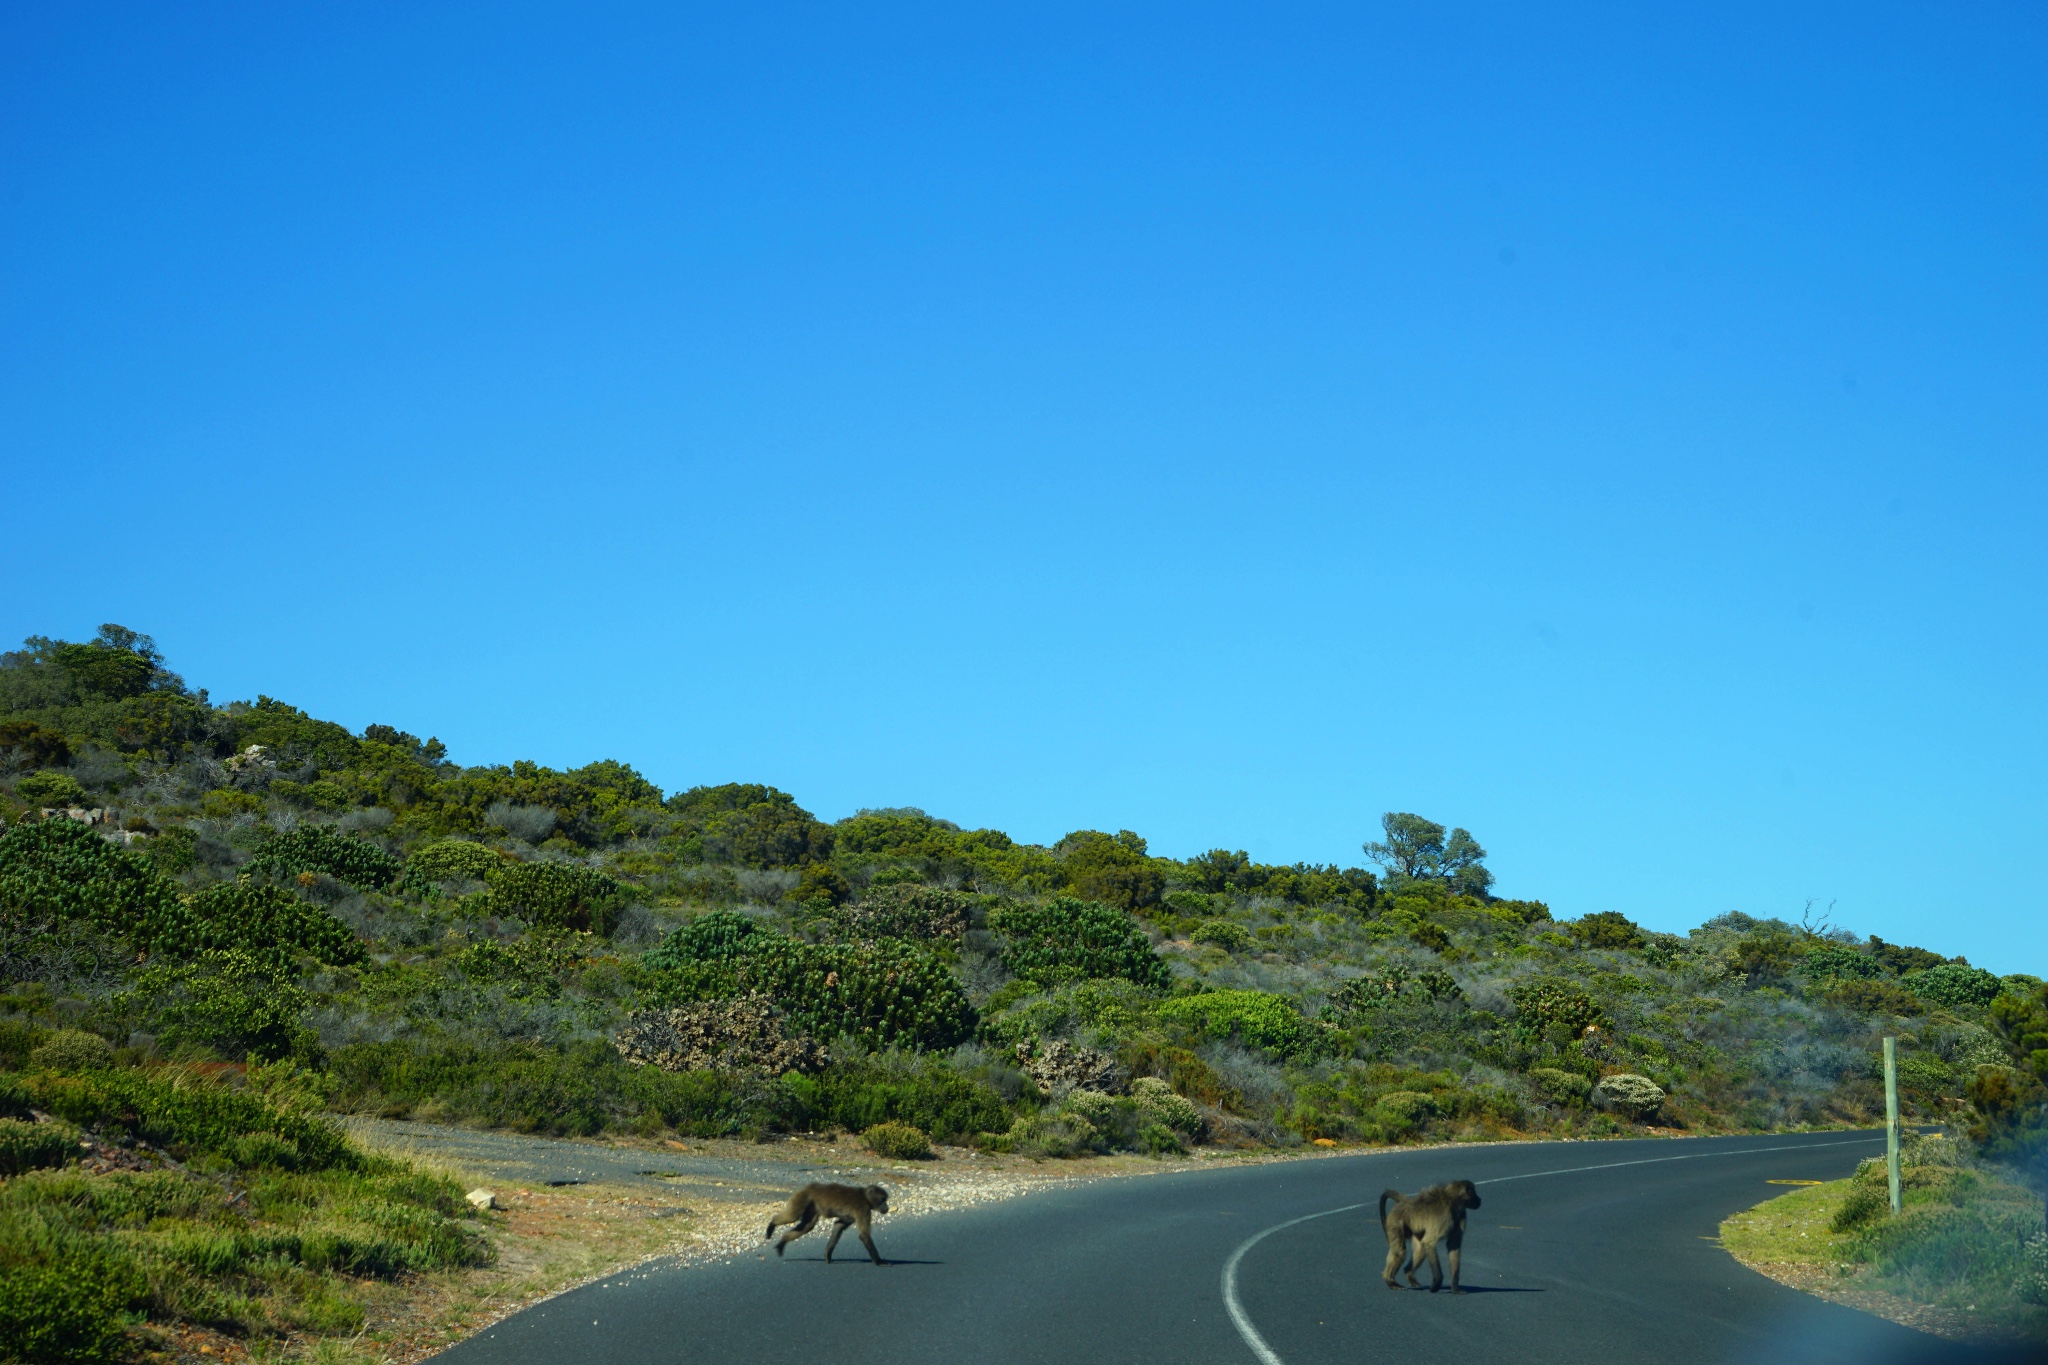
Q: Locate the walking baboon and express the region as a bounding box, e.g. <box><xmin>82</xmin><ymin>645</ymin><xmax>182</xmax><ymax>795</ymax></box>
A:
<box><xmin>1378</xmin><ymin>1180</ymin><xmax>1481</xmax><ymax>1293</ymax></box>
<box><xmin>765</xmin><ymin>1183</ymin><xmax>890</xmax><ymax>1265</ymax></box>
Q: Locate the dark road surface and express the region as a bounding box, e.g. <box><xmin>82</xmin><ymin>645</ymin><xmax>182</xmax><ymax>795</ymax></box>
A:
<box><xmin>437</xmin><ymin>1131</ymin><xmax>2037</xmax><ymax>1365</ymax></box>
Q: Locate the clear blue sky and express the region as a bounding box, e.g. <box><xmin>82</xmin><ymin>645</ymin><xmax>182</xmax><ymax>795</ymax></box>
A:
<box><xmin>3</xmin><ymin>4</ymin><xmax>2043</xmax><ymax>971</ymax></box>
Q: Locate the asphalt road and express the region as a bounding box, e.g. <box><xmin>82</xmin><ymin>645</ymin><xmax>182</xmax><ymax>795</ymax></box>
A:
<box><xmin>438</xmin><ymin>1131</ymin><xmax>2034</xmax><ymax>1365</ymax></box>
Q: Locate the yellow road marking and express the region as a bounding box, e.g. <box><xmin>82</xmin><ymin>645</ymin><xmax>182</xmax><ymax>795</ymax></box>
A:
<box><xmin>1766</xmin><ymin>1179</ymin><xmax>1824</xmax><ymax>1186</ymax></box>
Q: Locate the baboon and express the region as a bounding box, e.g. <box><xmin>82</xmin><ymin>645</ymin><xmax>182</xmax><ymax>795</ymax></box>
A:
<box><xmin>1378</xmin><ymin>1180</ymin><xmax>1481</xmax><ymax>1293</ymax></box>
<box><xmin>765</xmin><ymin>1183</ymin><xmax>890</xmax><ymax>1265</ymax></box>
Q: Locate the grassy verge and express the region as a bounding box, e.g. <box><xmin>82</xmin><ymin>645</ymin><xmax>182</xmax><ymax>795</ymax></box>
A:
<box><xmin>1719</xmin><ymin>1133</ymin><xmax>2048</xmax><ymax>1347</ymax></box>
<box><xmin>0</xmin><ymin>1055</ymin><xmax>491</xmax><ymax>1365</ymax></box>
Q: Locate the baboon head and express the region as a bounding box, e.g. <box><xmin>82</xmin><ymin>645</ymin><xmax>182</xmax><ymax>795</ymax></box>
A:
<box><xmin>1449</xmin><ymin>1180</ymin><xmax>1480</xmax><ymax>1210</ymax></box>
<box><xmin>865</xmin><ymin>1184</ymin><xmax>890</xmax><ymax>1213</ymax></box>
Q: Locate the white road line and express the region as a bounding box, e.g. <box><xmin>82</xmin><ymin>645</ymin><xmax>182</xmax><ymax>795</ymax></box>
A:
<box><xmin>1218</xmin><ymin>1136</ymin><xmax>1884</xmax><ymax>1365</ymax></box>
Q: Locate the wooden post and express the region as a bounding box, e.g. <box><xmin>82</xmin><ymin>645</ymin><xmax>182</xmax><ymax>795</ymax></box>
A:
<box><xmin>1883</xmin><ymin>1035</ymin><xmax>1901</xmax><ymax>1216</ymax></box>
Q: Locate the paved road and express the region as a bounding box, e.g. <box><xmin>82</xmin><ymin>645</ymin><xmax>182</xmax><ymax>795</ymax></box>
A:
<box><xmin>438</xmin><ymin>1131</ymin><xmax>2033</xmax><ymax>1365</ymax></box>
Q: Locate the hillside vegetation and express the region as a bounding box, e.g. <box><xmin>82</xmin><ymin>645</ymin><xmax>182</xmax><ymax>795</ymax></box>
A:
<box><xmin>3</xmin><ymin>625</ymin><xmax>2046</xmax><ymax>1356</ymax></box>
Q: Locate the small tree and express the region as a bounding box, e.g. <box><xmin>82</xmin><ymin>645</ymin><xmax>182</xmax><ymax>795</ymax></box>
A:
<box><xmin>1362</xmin><ymin>813</ymin><xmax>1493</xmax><ymax>896</ymax></box>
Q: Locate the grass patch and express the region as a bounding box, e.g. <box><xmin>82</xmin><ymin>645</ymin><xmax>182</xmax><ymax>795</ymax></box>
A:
<box><xmin>1721</xmin><ymin>1135</ymin><xmax>2048</xmax><ymax>1345</ymax></box>
<box><xmin>0</xmin><ymin>1060</ymin><xmax>492</xmax><ymax>1363</ymax></box>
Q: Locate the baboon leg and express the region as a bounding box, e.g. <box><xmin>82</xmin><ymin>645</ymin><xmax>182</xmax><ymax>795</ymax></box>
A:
<box><xmin>773</xmin><ymin>1207</ymin><xmax>818</xmax><ymax>1256</ymax></box>
<box><xmin>1446</xmin><ymin>1245</ymin><xmax>1462</xmax><ymax>1293</ymax></box>
<box><xmin>856</xmin><ymin>1215</ymin><xmax>884</xmax><ymax>1266</ymax></box>
<box><xmin>1382</xmin><ymin>1237</ymin><xmax>1407</xmax><ymax>1288</ymax></box>
<box><xmin>1404</xmin><ymin>1235</ymin><xmax>1424</xmax><ymax>1288</ymax></box>
<box><xmin>823</xmin><ymin>1217</ymin><xmax>850</xmax><ymax>1262</ymax></box>
<box><xmin>1422</xmin><ymin>1236</ymin><xmax>1444</xmax><ymax>1292</ymax></box>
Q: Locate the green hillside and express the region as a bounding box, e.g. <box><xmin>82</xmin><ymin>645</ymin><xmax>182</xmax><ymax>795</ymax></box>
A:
<box><xmin>3</xmin><ymin>625</ymin><xmax>2046</xmax><ymax>1357</ymax></box>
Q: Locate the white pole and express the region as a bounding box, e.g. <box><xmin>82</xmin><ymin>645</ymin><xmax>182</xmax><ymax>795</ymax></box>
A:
<box><xmin>1883</xmin><ymin>1035</ymin><xmax>1901</xmax><ymax>1216</ymax></box>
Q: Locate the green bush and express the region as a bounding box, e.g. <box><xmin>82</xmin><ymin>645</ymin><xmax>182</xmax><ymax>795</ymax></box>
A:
<box><xmin>14</xmin><ymin>772</ymin><xmax>87</xmax><ymax>808</ymax></box>
<box><xmin>1824</xmin><ymin>979</ymin><xmax>1925</xmax><ymax>1016</ymax></box>
<box><xmin>166</xmin><ymin>881</ymin><xmax>364</xmax><ymax>965</ymax></box>
<box><xmin>127</xmin><ymin>949</ymin><xmax>319</xmax><ymax>1062</ymax></box>
<box><xmin>1157</xmin><ymin>990</ymin><xmax>1308</xmax><ymax>1056</ymax></box>
<box><xmin>1138</xmin><ymin>1122</ymin><xmax>1188</xmax><ymax>1155</ymax></box>
<box><xmin>246</xmin><ymin>825</ymin><xmax>407</xmax><ymax>892</ymax></box>
<box><xmin>1508</xmin><ymin>979</ymin><xmax>1604</xmax><ymax>1042</ymax></box>
<box><xmin>1191</xmin><ymin>920</ymin><xmax>1250</xmax><ymax>952</ymax></box>
<box><xmin>480</xmin><ymin>860</ymin><xmax>630</xmax><ymax>935</ymax></box>
<box><xmin>644</xmin><ymin>913</ymin><xmax>976</xmax><ymax>1052</ymax></box>
<box><xmin>1796</xmin><ymin>943</ymin><xmax>1884</xmax><ymax>984</ymax></box>
<box><xmin>1903</xmin><ymin>963</ymin><xmax>2002</xmax><ymax>1011</ymax></box>
<box><xmin>978</xmin><ymin>977</ymin><xmax>1158</xmax><ymax>1048</ymax></box>
<box><xmin>1528</xmin><ymin>1067</ymin><xmax>1592</xmax><ymax>1107</ymax></box>
<box><xmin>988</xmin><ymin>897</ymin><xmax>1170</xmax><ymax>989</ymax></box>
<box><xmin>1373</xmin><ymin>1090</ymin><xmax>1441</xmax><ymax>1134</ymax></box>
<box><xmin>1131</xmin><ymin>1077</ymin><xmax>1203</xmax><ymax>1137</ymax></box>
<box><xmin>0</xmin><ymin>816</ymin><xmax>184</xmax><ymax>944</ymax></box>
<box><xmin>27</xmin><ymin>1029</ymin><xmax>113</xmax><ymax>1072</ymax></box>
<box><xmin>1831</xmin><ymin>1181</ymin><xmax>1888</xmax><ymax>1232</ymax></box>
<box><xmin>998</xmin><ymin>1110</ymin><xmax>1100</xmax><ymax>1157</ymax></box>
<box><xmin>0</xmin><ymin>1247</ymin><xmax>147</xmax><ymax>1365</ymax></box>
<box><xmin>863</xmin><ymin>1121</ymin><xmax>933</xmax><ymax>1159</ymax></box>
<box><xmin>0</xmin><ymin>1117</ymin><xmax>76</xmax><ymax>1175</ymax></box>
<box><xmin>407</xmin><ymin>839</ymin><xmax>504</xmax><ymax>883</ymax></box>
<box><xmin>1571</xmin><ymin>912</ymin><xmax>1645</xmax><ymax>949</ymax></box>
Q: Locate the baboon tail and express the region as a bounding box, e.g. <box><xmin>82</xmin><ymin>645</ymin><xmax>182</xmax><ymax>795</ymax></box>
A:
<box><xmin>1378</xmin><ymin>1189</ymin><xmax>1403</xmax><ymax>1232</ymax></box>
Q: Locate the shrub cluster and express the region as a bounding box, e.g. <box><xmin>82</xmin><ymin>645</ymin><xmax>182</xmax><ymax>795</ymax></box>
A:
<box><xmin>245</xmin><ymin>824</ymin><xmax>406</xmax><ymax>892</ymax></box>
<box><xmin>987</xmin><ymin>896</ymin><xmax>1170</xmax><ymax>989</ymax></box>
<box><xmin>478</xmin><ymin>860</ymin><xmax>632</xmax><ymax>935</ymax></box>
<box><xmin>614</xmin><ymin>996</ymin><xmax>825</xmax><ymax>1075</ymax></box>
<box><xmin>1157</xmin><ymin>990</ymin><xmax>1310</xmax><ymax>1057</ymax></box>
<box><xmin>643</xmin><ymin>912</ymin><xmax>975</xmax><ymax>1052</ymax></box>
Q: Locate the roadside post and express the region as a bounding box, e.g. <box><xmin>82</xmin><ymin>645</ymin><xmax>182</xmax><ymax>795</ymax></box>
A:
<box><xmin>1883</xmin><ymin>1035</ymin><xmax>1901</xmax><ymax>1215</ymax></box>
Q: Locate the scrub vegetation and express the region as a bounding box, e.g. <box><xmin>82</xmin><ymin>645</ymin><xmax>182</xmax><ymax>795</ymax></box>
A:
<box><xmin>1722</xmin><ymin>1131</ymin><xmax>2048</xmax><ymax>1346</ymax></box>
<box><xmin>3</xmin><ymin>625</ymin><xmax>2044</xmax><ymax>1357</ymax></box>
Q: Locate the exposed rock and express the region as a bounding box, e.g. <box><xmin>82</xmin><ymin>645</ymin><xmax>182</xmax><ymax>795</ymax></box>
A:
<box><xmin>614</xmin><ymin>994</ymin><xmax>825</xmax><ymax>1076</ymax></box>
<box><xmin>1013</xmin><ymin>1039</ymin><xmax>1127</xmax><ymax>1096</ymax></box>
<box><xmin>466</xmin><ymin>1188</ymin><xmax>498</xmax><ymax>1211</ymax></box>
<box><xmin>224</xmin><ymin>744</ymin><xmax>274</xmax><ymax>775</ymax></box>
<box><xmin>1591</xmin><ymin>1072</ymin><xmax>1666</xmax><ymax>1120</ymax></box>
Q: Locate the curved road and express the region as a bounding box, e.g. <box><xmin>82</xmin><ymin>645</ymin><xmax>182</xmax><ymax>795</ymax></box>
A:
<box><xmin>439</xmin><ymin>1131</ymin><xmax>2030</xmax><ymax>1365</ymax></box>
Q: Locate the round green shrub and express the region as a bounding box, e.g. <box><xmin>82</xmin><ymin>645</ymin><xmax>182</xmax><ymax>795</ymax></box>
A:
<box><xmin>1528</xmin><ymin>1067</ymin><xmax>1592</xmax><ymax>1107</ymax></box>
<box><xmin>407</xmin><ymin>838</ymin><xmax>505</xmax><ymax>883</ymax></box>
<box><xmin>14</xmin><ymin>771</ymin><xmax>87</xmax><ymax>807</ymax></box>
<box><xmin>1131</xmin><ymin>1076</ymin><xmax>1203</xmax><ymax>1137</ymax></box>
<box><xmin>1373</xmin><ymin>1091</ymin><xmax>1441</xmax><ymax>1131</ymax></box>
<box><xmin>864</xmin><ymin>1120</ymin><xmax>933</xmax><ymax>1160</ymax></box>
<box><xmin>1157</xmin><ymin>990</ymin><xmax>1307</xmax><ymax>1056</ymax></box>
<box><xmin>1903</xmin><ymin>963</ymin><xmax>2003</xmax><ymax>1010</ymax></box>
<box><xmin>246</xmin><ymin>824</ymin><xmax>406</xmax><ymax>892</ymax></box>
<box><xmin>988</xmin><ymin>897</ymin><xmax>1171</xmax><ymax>989</ymax></box>
<box><xmin>173</xmin><ymin>881</ymin><xmax>365</xmax><ymax>964</ymax></box>
<box><xmin>1139</xmin><ymin>1122</ymin><xmax>1188</xmax><ymax>1156</ymax></box>
<box><xmin>1191</xmin><ymin>919</ymin><xmax>1250</xmax><ymax>952</ymax></box>
<box><xmin>27</xmin><ymin>1029</ymin><xmax>113</xmax><ymax>1072</ymax></box>
<box><xmin>481</xmin><ymin>860</ymin><xmax>630</xmax><ymax>935</ymax></box>
<box><xmin>645</xmin><ymin>914</ymin><xmax>976</xmax><ymax>1053</ymax></box>
<box><xmin>0</xmin><ymin>816</ymin><xmax>184</xmax><ymax>943</ymax></box>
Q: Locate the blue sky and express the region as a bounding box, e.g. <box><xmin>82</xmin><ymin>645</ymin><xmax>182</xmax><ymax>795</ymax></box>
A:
<box><xmin>3</xmin><ymin>4</ymin><xmax>2043</xmax><ymax>971</ymax></box>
